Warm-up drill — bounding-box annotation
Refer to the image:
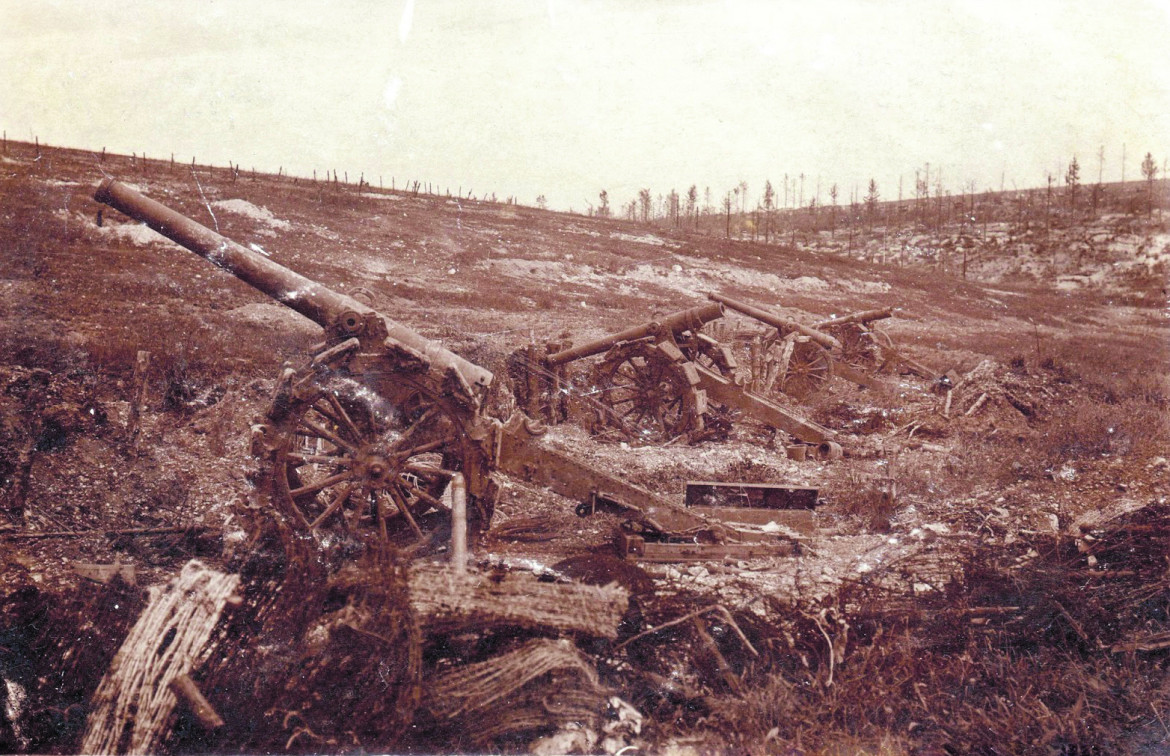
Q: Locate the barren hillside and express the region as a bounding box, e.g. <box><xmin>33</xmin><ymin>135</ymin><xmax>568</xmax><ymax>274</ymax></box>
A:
<box><xmin>2</xmin><ymin>142</ymin><xmax>1169</xmax><ymax>754</ymax></box>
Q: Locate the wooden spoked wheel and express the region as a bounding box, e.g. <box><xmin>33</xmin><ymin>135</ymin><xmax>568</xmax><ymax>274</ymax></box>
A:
<box><xmin>868</xmin><ymin>327</ymin><xmax>895</xmax><ymax>370</ymax></box>
<box><xmin>592</xmin><ymin>342</ymin><xmax>703</xmax><ymax>444</ymax></box>
<box><xmin>776</xmin><ymin>340</ymin><xmax>832</xmax><ymax>399</ymax></box>
<box><xmin>268</xmin><ymin>376</ymin><xmax>493</xmax><ymax>549</ymax></box>
<box><xmin>831</xmin><ymin>322</ymin><xmax>881</xmax><ymax>369</ymax></box>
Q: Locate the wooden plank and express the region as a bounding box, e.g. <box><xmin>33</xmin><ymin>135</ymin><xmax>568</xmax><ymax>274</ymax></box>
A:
<box><xmin>497</xmin><ymin>414</ymin><xmax>720</xmax><ymax>537</ymax></box>
<box><xmin>694</xmin><ymin>365</ymin><xmax>834</xmax><ymax>444</ymax></box>
<box><xmin>685</xmin><ymin>481</ymin><xmax>818</xmax><ymax>510</ymax></box>
<box><xmin>408</xmin><ymin>564</ymin><xmax>629</xmax><ymax>639</ymax></box>
<box><xmin>688</xmin><ymin>506</ymin><xmax>816</xmax><ymax>534</ymax></box>
<box><xmin>831</xmin><ymin>361</ymin><xmax>882</xmax><ymax>389</ymax></box>
<box><xmin>72</xmin><ymin>561</ymin><xmax>137</xmax><ymax>585</ymax></box>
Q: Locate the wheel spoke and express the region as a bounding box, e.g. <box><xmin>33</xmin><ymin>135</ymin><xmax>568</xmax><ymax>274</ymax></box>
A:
<box><xmin>289</xmin><ymin>470</ymin><xmax>354</xmax><ymax>499</ymax></box>
<box><xmin>386</xmin><ymin>486</ymin><xmax>425</xmax><ymax>539</ymax></box>
<box><xmin>393</xmin><ymin>405</ymin><xmax>440</xmax><ymax>448</ymax></box>
<box><xmin>402</xmin><ymin>462</ymin><xmax>452</xmax><ymax>482</ymax></box>
<box><xmin>286</xmin><ymin>453</ymin><xmax>353</xmax><ymax>467</ymax></box>
<box><xmin>297</xmin><ymin>417</ymin><xmax>357</xmax><ymax>453</ymax></box>
<box><xmin>309</xmin><ymin>399</ymin><xmax>346</xmax><ymax>431</ymax></box>
<box><xmin>395</xmin><ymin>436</ymin><xmax>453</xmax><ymax>459</ymax></box>
<box><xmin>398</xmin><ymin>477</ymin><xmax>446</xmax><ymax>510</ymax></box>
<box><xmin>374</xmin><ymin>489</ymin><xmax>390</xmax><ymax>542</ymax></box>
<box><xmin>286</xmin><ymin>498</ymin><xmax>312</xmax><ymax>530</ymax></box>
<box><xmin>309</xmin><ymin>482</ymin><xmax>355</xmax><ymax>529</ymax></box>
<box><xmin>327</xmin><ymin>393</ymin><xmax>366</xmax><ymax>444</ymax></box>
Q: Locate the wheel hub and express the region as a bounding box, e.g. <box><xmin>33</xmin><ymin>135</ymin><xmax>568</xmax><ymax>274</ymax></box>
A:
<box><xmin>354</xmin><ymin>448</ymin><xmax>396</xmax><ymax>490</ymax></box>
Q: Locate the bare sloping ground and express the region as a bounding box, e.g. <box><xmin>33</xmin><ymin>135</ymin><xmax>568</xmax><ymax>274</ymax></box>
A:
<box><xmin>1</xmin><ymin>143</ymin><xmax>1168</xmax><ymax>753</ymax></box>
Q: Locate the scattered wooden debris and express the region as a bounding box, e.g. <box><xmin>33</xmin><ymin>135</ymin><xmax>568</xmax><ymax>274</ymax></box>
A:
<box><xmin>72</xmin><ymin>561</ymin><xmax>136</xmax><ymax>585</ymax></box>
<box><xmin>965</xmin><ymin>391</ymin><xmax>989</xmax><ymax>416</ymax></box>
<box><xmin>491</xmin><ymin>515</ymin><xmax>559</xmax><ymax>542</ymax></box>
<box><xmin>616</xmin><ymin>604</ymin><xmax>758</xmax><ymax>657</ymax></box>
<box><xmin>419</xmin><ymin>638</ymin><xmax>607</xmax><ymax>746</ymax></box>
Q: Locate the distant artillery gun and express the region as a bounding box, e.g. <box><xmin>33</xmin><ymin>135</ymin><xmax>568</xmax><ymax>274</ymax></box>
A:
<box><xmin>811</xmin><ymin>307</ymin><xmax>937</xmax><ymax>381</ymax></box>
<box><xmin>707</xmin><ymin>293</ymin><xmax>934</xmax><ymax>397</ymax></box>
<box><xmin>509</xmin><ymin>303</ymin><xmax>836</xmax><ymax>448</ymax></box>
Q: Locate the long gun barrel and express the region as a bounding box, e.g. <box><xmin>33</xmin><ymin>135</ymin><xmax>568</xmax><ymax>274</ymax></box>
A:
<box><xmin>545</xmin><ymin>302</ymin><xmax>724</xmax><ymax>366</ymax></box>
<box><xmin>813</xmin><ymin>308</ymin><xmax>893</xmax><ymax>330</ymax></box>
<box><xmin>706</xmin><ymin>293</ymin><xmax>840</xmax><ymax>351</ymax></box>
<box><xmin>94</xmin><ymin>178</ymin><xmax>492</xmax><ymax>390</ymax></box>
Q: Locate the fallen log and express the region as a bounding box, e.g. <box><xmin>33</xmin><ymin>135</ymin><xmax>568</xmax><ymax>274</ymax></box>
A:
<box><xmin>406</xmin><ymin>563</ymin><xmax>629</xmax><ymax>639</ymax></box>
<box><xmin>965</xmin><ymin>392</ymin><xmax>989</xmax><ymax>416</ymax></box>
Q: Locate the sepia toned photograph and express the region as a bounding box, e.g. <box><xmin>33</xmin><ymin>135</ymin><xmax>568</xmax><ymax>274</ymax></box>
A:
<box><xmin>1</xmin><ymin>1</ymin><xmax>1168</xmax><ymax>753</ymax></box>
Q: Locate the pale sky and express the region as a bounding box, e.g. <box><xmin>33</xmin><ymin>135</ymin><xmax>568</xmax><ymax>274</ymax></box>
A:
<box><xmin>3</xmin><ymin>0</ymin><xmax>1167</xmax><ymax>211</ymax></box>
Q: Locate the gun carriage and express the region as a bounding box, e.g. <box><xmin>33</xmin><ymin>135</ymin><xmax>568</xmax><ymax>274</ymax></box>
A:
<box><xmin>707</xmin><ymin>293</ymin><xmax>922</xmax><ymax>398</ymax></box>
<box><xmin>509</xmin><ymin>304</ymin><xmax>836</xmax><ymax>448</ymax></box>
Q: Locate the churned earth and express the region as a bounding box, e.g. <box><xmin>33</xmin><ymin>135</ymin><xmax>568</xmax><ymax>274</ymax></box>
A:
<box><xmin>1</xmin><ymin>143</ymin><xmax>1168</xmax><ymax>754</ymax></box>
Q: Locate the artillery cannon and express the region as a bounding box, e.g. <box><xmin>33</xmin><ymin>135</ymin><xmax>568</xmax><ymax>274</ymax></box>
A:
<box><xmin>94</xmin><ymin>179</ymin><xmax>736</xmax><ymax>556</ymax></box>
<box><xmin>709</xmin><ymin>293</ymin><xmax>913</xmax><ymax>398</ymax></box>
<box><xmin>552</xmin><ymin>303</ymin><xmax>728</xmax><ymax>443</ymax></box>
<box><xmin>509</xmin><ymin>304</ymin><xmax>738</xmax><ymax>440</ymax></box>
<box><xmin>95</xmin><ymin>179</ymin><xmax>501</xmax><ymax>547</ymax></box>
<box><xmin>509</xmin><ymin>302</ymin><xmax>835</xmax><ymax>447</ymax></box>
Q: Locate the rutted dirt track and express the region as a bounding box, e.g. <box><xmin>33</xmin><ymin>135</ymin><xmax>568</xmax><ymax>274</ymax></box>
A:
<box><xmin>2</xmin><ymin>144</ymin><xmax>1170</xmax><ymax>754</ymax></box>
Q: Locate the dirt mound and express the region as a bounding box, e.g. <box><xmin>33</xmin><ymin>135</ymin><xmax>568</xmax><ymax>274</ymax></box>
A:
<box><xmin>210</xmin><ymin>199</ymin><xmax>291</xmax><ymax>231</ymax></box>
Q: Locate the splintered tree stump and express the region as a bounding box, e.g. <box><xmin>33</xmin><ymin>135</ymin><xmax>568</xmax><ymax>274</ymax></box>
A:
<box><xmin>80</xmin><ymin>560</ymin><xmax>240</xmax><ymax>755</ymax></box>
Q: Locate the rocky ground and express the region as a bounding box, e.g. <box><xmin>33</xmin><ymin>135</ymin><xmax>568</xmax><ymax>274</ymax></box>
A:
<box><xmin>1</xmin><ymin>143</ymin><xmax>1169</xmax><ymax>754</ymax></box>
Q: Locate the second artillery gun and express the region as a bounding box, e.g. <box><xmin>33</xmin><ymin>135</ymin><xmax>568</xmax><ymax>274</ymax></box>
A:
<box><xmin>508</xmin><ymin>302</ymin><xmax>837</xmax><ymax>449</ymax></box>
<box><xmin>93</xmin><ymin>179</ymin><xmax>764</xmax><ymax>558</ymax></box>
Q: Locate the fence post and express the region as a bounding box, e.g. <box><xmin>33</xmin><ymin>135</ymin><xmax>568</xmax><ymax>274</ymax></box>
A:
<box><xmin>127</xmin><ymin>350</ymin><xmax>151</xmax><ymax>453</ymax></box>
